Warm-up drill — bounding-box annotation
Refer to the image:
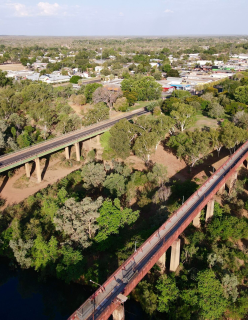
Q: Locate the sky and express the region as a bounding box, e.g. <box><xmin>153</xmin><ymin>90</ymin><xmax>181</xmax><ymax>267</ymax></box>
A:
<box><xmin>0</xmin><ymin>0</ymin><xmax>247</xmax><ymax>36</ymax></box>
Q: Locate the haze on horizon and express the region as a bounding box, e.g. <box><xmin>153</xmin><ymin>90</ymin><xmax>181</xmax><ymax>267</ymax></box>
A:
<box><xmin>0</xmin><ymin>0</ymin><xmax>247</xmax><ymax>37</ymax></box>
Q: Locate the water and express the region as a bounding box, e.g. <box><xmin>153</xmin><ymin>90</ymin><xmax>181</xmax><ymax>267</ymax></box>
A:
<box><xmin>0</xmin><ymin>259</ymin><xmax>147</xmax><ymax>320</ymax></box>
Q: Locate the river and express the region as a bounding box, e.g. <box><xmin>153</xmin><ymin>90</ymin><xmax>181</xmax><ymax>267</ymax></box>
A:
<box><xmin>0</xmin><ymin>259</ymin><xmax>148</xmax><ymax>320</ymax></box>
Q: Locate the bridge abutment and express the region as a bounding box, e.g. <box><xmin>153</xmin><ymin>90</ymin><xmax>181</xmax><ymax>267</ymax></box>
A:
<box><xmin>25</xmin><ymin>163</ymin><xmax>30</xmax><ymax>178</ymax></box>
<box><xmin>65</xmin><ymin>147</ymin><xmax>70</xmax><ymax>160</ymax></box>
<box><xmin>75</xmin><ymin>142</ymin><xmax>81</xmax><ymax>161</ymax></box>
<box><xmin>156</xmin><ymin>252</ymin><xmax>166</xmax><ymax>273</ymax></box>
<box><xmin>113</xmin><ymin>304</ymin><xmax>125</xmax><ymax>320</ymax></box>
<box><xmin>170</xmin><ymin>238</ymin><xmax>181</xmax><ymax>272</ymax></box>
<box><xmin>206</xmin><ymin>199</ymin><xmax>215</xmax><ymax>222</ymax></box>
<box><xmin>35</xmin><ymin>158</ymin><xmax>42</xmax><ymax>183</ymax></box>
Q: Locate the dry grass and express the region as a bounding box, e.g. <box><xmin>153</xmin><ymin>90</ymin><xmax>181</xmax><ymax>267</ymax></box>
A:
<box><xmin>0</xmin><ymin>64</ymin><xmax>27</xmax><ymax>71</ymax></box>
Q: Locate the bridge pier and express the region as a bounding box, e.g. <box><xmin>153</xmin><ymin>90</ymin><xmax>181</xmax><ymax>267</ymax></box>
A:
<box><xmin>65</xmin><ymin>147</ymin><xmax>70</xmax><ymax>160</ymax></box>
<box><xmin>218</xmin><ymin>183</ymin><xmax>225</xmax><ymax>195</ymax></box>
<box><xmin>113</xmin><ymin>304</ymin><xmax>125</xmax><ymax>320</ymax></box>
<box><xmin>156</xmin><ymin>252</ymin><xmax>166</xmax><ymax>273</ymax></box>
<box><xmin>193</xmin><ymin>211</ymin><xmax>201</xmax><ymax>228</ymax></box>
<box><xmin>229</xmin><ymin>171</ymin><xmax>238</xmax><ymax>194</ymax></box>
<box><xmin>35</xmin><ymin>158</ymin><xmax>42</xmax><ymax>183</ymax></box>
<box><xmin>170</xmin><ymin>238</ymin><xmax>181</xmax><ymax>272</ymax></box>
<box><xmin>75</xmin><ymin>142</ymin><xmax>80</xmax><ymax>161</ymax></box>
<box><xmin>25</xmin><ymin>163</ymin><xmax>30</xmax><ymax>178</ymax></box>
<box><xmin>206</xmin><ymin>199</ymin><xmax>215</xmax><ymax>222</ymax></box>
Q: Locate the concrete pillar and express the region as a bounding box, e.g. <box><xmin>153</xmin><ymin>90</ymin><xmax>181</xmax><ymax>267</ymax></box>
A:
<box><xmin>75</xmin><ymin>142</ymin><xmax>80</xmax><ymax>161</ymax></box>
<box><xmin>65</xmin><ymin>146</ymin><xmax>70</xmax><ymax>160</ymax></box>
<box><xmin>193</xmin><ymin>211</ymin><xmax>201</xmax><ymax>228</ymax></box>
<box><xmin>96</xmin><ymin>134</ymin><xmax>101</xmax><ymax>145</ymax></box>
<box><xmin>156</xmin><ymin>252</ymin><xmax>166</xmax><ymax>273</ymax></box>
<box><xmin>170</xmin><ymin>239</ymin><xmax>181</xmax><ymax>272</ymax></box>
<box><xmin>206</xmin><ymin>199</ymin><xmax>215</xmax><ymax>221</ymax></box>
<box><xmin>25</xmin><ymin>163</ymin><xmax>30</xmax><ymax>178</ymax></box>
<box><xmin>113</xmin><ymin>304</ymin><xmax>125</xmax><ymax>320</ymax></box>
<box><xmin>229</xmin><ymin>171</ymin><xmax>238</xmax><ymax>194</ymax></box>
<box><xmin>35</xmin><ymin>158</ymin><xmax>42</xmax><ymax>183</ymax></box>
<box><xmin>218</xmin><ymin>183</ymin><xmax>225</xmax><ymax>195</ymax></box>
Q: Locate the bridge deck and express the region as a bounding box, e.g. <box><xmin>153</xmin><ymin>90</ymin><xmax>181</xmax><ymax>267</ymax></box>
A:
<box><xmin>69</xmin><ymin>141</ymin><xmax>248</xmax><ymax>320</ymax></box>
<box><xmin>0</xmin><ymin>109</ymin><xmax>147</xmax><ymax>173</ymax></box>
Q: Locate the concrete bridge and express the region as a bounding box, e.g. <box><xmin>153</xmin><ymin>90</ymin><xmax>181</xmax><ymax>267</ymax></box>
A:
<box><xmin>68</xmin><ymin>141</ymin><xmax>248</xmax><ymax>320</ymax></box>
<box><xmin>0</xmin><ymin>108</ymin><xmax>147</xmax><ymax>183</ymax></box>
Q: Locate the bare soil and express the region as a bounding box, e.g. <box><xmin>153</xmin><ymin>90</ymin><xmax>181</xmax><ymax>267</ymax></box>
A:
<box><xmin>0</xmin><ymin>158</ymin><xmax>82</xmax><ymax>209</ymax></box>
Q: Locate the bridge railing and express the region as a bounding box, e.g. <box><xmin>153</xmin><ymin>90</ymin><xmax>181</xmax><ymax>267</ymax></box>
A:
<box><xmin>71</xmin><ymin>140</ymin><xmax>248</xmax><ymax>320</ymax></box>
<box><xmin>0</xmin><ymin>108</ymin><xmax>145</xmax><ymax>161</ymax></box>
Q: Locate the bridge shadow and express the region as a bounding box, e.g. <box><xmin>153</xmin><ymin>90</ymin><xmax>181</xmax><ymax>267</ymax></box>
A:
<box><xmin>41</xmin><ymin>156</ymin><xmax>50</xmax><ymax>180</ymax></box>
<box><xmin>165</xmin><ymin>146</ymin><xmax>231</xmax><ymax>183</ymax></box>
<box><xmin>0</xmin><ymin>175</ymin><xmax>9</xmax><ymax>193</ymax></box>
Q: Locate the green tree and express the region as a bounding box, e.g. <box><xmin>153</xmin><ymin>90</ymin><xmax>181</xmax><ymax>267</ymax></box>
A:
<box><xmin>0</xmin><ymin>70</ymin><xmax>12</xmax><ymax>87</ymax></box>
<box><xmin>83</xmin><ymin>103</ymin><xmax>109</xmax><ymax>126</ymax></box>
<box><xmin>81</xmin><ymin>162</ymin><xmax>106</xmax><ymax>189</ymax></box>
<box><xmin>170</xmin><ymin>103</ymin><xmax>195</xmax><ymax>131</ymax></box>
<box><xmin>54</xmin><ymin>197</ymin><xmax>103</xmax><ymax>247</ymax></box>
<box><xmin>17</xmin><ymin>131</ymin><xmax>32</xmax><ymax>148</ymax></box>
<box><xmin>234</xmin><ymin>85</ymin><xmax>248</xmax><ymax>104</ymax></box>
<box><xmin>133</xmin><ymin>131</ymin><xmax>159</xmax><ymax>162</ymax></box>
<box><xmin>70</xmin><ymin>76</ymin><xmax>81</xmax><ymax>84</ymax></box>
<box><xmin>95</xmin><ymin>199</ymin><xmax>139</xmax><ymax>242</ymax></box>
<box><xmin>109</xmin><ymin>119</ymin><xmax>133</xmax><ymax>159</ymax></box>
<box><xmin>197</xmin><ymin>269</ymin><xmax>227</xmax><ymax>320</ymax></box>
<box><xmin>84</xmin><ymin>83</ymin><xmax>103</xmax><ymax>103</ymax></box>
<box><xmin>168</xmin><ymin>129</ymin><xmax>210</xmax><ymax>168</ymax></box>
<box><xmin>32</xmin><ymin>235</ymin><xmax>59</xmax><ymax>270</ymax></box>
<box><xmin>156</xmin><ymin>275</ymin><xmax>179</xmax><ymax>313</ymax></box>
<box><xmin>103</xmin><ymin>173</ymin><xmax>126</xmax><ymax>197</ymax></box>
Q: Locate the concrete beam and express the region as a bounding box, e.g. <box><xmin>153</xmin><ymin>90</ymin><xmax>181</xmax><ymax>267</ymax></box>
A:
<box><xmin>170</xmin><ymin>238</ymin><xmax>181</xmax><ymax>272</ymax></box>
<box><xmin>156</xmin><ymin>252</ymin><xmax>166</xmax><ymax>274</ymax></box>
<box><xmin>193</xmin><ymin>211</ymin><xmax>201</xmax><ymax>228</ymax></box>
<box><xmin>25</xmin><ymin>163</ymin><xmax>30</xmax><ymax>178</ymax></box>
<box><xmin>75</xmin><ymin>142</ymin><xmax>80</xmax><ymax>161</ymax></box>
<box><xmin>113</xmin><ymin>304</ymin><xmax>125</xmax><ymax>320</ymax></box>
<box><xmin>229</xmin><ymin>171</ymin><xmax>238</xmax><ymax>194</ymax></box>
<box><xmin>206</xmin><ymin>198</ymin><xmax>215</xmax><ymax>222</ymax></box>
<box><xmin>65</xmin><ymin>146</ymin><xmax>70</xmax><ymax>160</ymax></box>
<box><xmin>35</xmin><ymin>158</ymin><xmax>42</xmax><ymax>183</ymax></box>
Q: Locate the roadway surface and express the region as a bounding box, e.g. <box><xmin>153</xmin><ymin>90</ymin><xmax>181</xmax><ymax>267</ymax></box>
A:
<box><xmin>69</xmin><ymin>141</ymin><xmax>248</xmax><ymax>320</ymax></box>
<box><xmin>0</xmin><ymin>109</ymin><xmax>147</xmax><ymax>173</ymax></box>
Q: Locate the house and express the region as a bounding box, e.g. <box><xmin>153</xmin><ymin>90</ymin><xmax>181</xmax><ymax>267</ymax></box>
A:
<box><xmin>95</xmin><ymin>66</ymin><xmax>104</xmax><ymax>73</ymax></box>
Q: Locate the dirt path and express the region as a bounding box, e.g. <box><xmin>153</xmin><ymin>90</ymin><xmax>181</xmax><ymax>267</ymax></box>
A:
<box><xmin>0</xmin><ymin>158</ymin><xmax>82</xmax><ymax>209</ymax></box>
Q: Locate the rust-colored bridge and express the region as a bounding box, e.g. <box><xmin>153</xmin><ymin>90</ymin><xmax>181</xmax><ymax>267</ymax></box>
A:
<box><xmin>69</xmin><ymin>141</ymin><xmax>248</xmax><ymax>320</ymax></box>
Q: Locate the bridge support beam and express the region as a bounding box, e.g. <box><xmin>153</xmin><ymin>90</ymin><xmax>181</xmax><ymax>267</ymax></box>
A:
<box><xmin>170</xmin><ymin>238</ymin><xmax>181</xmax><ymax>272</ymax></box>
<box><xmin>193</xmin><ymin>211</ymin><xmax>201</xmax><ymax>228</ymax></box>
<box><xmin>75</xmin><ymin>142</ymin><xmax>80</xmax><ymax>161</ymax></box>
<box><xmin>65</xmin><ymin>147</ymin><xmax>70</xmax><ymax>160</ymax></box>
<box><xmin>206</xmin><ymin>199</ymin><xmax>215</xmax><ymax>222</ymax></box>
<box><xmin>25</xmin><ymin>163</ymin><xmax>30</xmax><ymax>178</ymax></box>
<box><xmin>156</xmin><ymin>252</ymin><xmax>166</xmax><ymax>274</ymax></box>
<box><xmin>113</xmin><ymin>304</ymin><xmax>125</xmax><ymax>320</ymax></box>
<box><xmin>35</xmin><ymin>158</ymin><xmax>42</xmax><ymax>183</ymax></box>
<box><xmin>229</xmin><ymin>171</ymin><xmax>238</xmax><ymax>194</ymax></box>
